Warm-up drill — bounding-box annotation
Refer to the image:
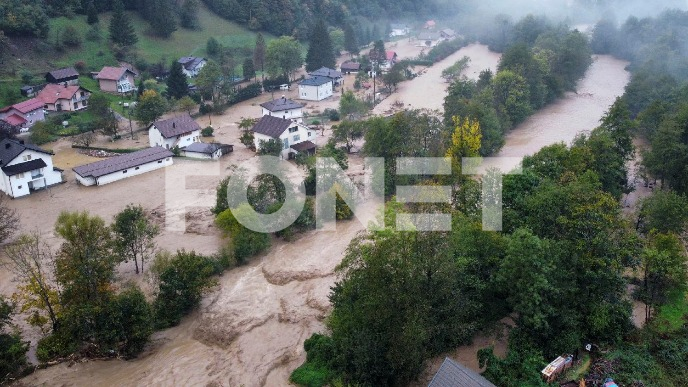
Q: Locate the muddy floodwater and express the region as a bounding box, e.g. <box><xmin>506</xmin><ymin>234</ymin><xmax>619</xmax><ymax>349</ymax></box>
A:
<box><xmin>17</xmin><ymin>47</ymin><xmax>630</xmax><ymax>387</ymax></box>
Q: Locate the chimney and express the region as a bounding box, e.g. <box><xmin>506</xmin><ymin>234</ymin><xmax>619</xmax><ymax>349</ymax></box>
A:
<box><xmin>5</xmin><ymin>143</ymin><xmax>11</xmax><ymax>149</ymax></box>
<box><xmin>173</xmin><ymin>122</ymin><xmax>176</xmax><ymax>128</ymax></box>
<box><xmin>19</xmin><ymin>140</ymin><xmax>24</xmax><ymax>145</ymax></box>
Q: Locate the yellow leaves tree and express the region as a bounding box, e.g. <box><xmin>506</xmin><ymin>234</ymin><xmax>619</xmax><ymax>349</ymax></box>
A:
<box><xmin>445</xmin><ymin>116</ymin><xmax>482</xmax><ymax>177</ymax></box>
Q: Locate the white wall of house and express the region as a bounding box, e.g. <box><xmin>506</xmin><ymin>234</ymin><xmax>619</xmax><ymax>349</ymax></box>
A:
<box><xmin>182</xmin><ymin>61</ymin><xmax>207</xmax><ymax>77</ymax></box>
<box><xmin>0</xmin><ymin>149</ymin><xmax>62</xmax><ymax>198</ymax></box>
<box><xmin>299</xmin><ymin>83</ymin><xmax>333</xmax><ymax>101</ymax></box>
<box><xmin>182</xmin><ymin>149</ymin><xmax>221</xmax><ymax>160</ymax></box>
<box><xmin>148</xmin><ymin>126</ymin><xmax>201</xmax><ymax>149</ymax></box>
<box><xmin>261</xmin><ymin>107</ymin><xmax>303</xmax><ymax>122</ymax></box>
<box><xmin>254</xmin><ymin>124</ymin><xmax>318</xmax><ymax>159</ymax></box>
<box><xmin>76</xmin><ymin>157</ymin><xmax>173</xmax><ymax>186</ymax></box>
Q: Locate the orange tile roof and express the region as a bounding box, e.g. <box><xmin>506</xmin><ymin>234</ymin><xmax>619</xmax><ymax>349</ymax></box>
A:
<box><xmin>37</xmin><ymin>84</ymin><xmax>84</xmax><ymax>104</ymax></box>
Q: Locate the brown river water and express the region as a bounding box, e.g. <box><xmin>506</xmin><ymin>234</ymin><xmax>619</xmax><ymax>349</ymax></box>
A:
<box><xmin>13</xmin><ymin>47</ymin><xmax>630</xmax><ymax>387</ymax></box>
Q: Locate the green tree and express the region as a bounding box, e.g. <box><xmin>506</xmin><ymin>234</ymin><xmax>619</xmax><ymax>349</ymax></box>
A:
<box><xmin>216</xmin><ymin>207</ymin><xmax>271</xmax><ymax>262</ymax></box>
<box><xmin>54</xmin><ymin>211</ymin><xmax>116</xmax><ymax>307</ymax></box>
<box><xmin>638</xmin><ymin>190</ymin><xmax>688</xmax><ymax>235</ymax></box>
<box><xmin>167</xmin><ymin>61</ymin><xmax>189</xmax><ymax>100</ymax></box>
<box><xmin>206</xmin><ymin>37</ymin><xmax>220</xmax><ymax>57</ymax></box>
<box><xmin>114</xmin><ymin>286</ymin><xmax>153</xmax><ymax>357</ymax></box>
<box><xmin>177</xmin><ymin>95</ymin><xmax>197</xmax><ymax>115</ymax></box>
<box><xmin>329</xmin><ymin>28</ymin><xmax>345</xmax><ymax>56</ymax></box>
<box><xmin>86</xmin><ymin>0</ymin><xmax>99</xmax><ymax>25</ymax></box>
<box><xmin>332</xmin><ymin>120</ymin><xmax>364</xmax><ymax>153</ymax></box>
<box><xmin>242</xmin><ymin>57</ymin><xmax>256</xmax><ymax>81</ymax></box>
<box><xmin>88</xmin><ymin>93</ymin><xmax>118</xmax><ymax>136</ymax></box>
<box><xmin>238</xmin><ymin>117</ymin><xmax>257</xmax><ymax>148</ymax></box>
<box><xmin>151</xmin><ymin>250</ymin><xmax>216</xmax><ymax>328</ymax></box>
<box><xmin>179</xmin><ymin>0</ymin><xmax>199</xmax><ymax>29</ymax></box>
<box><xmin>257</xmin><ymin>138</ymin><xmax>283</xmax><ymax>156</ymax></box>
<box><xmin>135</xmin><ymin>90</ymin><xmax>167</xmax><ymax>126</ymax></box>
<box><xmin>109</xmin><ymin>0</ymin><xmax>137</xmax><ymax>46</ymax></box>
<box><xmin>344</xmin><ymin>22</ymin><xmax>358</xmax><ymax>56</ymax></box>
<box><xmin>265</xmin><ymin>36</ymin><xmax>303</xmax><ymax>81</ymax></box>
<box><xmin>339</xmin><ymin>90</ymin><xmax>367</xmax><ymax>120</ymax></box>
<box><xmin>112</xmin><ymin>205</ymin><xmax>159</xmax><ymax>275</ymax></box>
<box><xmin>195</xmin><ymin>60</ymin><xmax>222</xmax><ymax>101</ymax></box>
<box><xmin>0</xmin><ymin>195</ymin><xmax>17</xmax><ymax>244</ymax></box>
<box><xmin>492</xmin><ymin>70</ymin><xmax>532</xmax><ymax>125</ymax></box>
<box><xmin>149</xmin><ymin>0</ymin><xmax>177</xmax><ymax>38</ymax></box>
<box><xmin>253</xmin><ymin>33</ymin><xmax>266</xmax><ymax>80</ymax></box>
<box><xmin>0</xmin><ymin>297</ymin><xmax>28</xmax><ymax>383</ymax></box>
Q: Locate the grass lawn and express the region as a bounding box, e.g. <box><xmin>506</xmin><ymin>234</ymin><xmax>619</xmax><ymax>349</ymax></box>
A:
<box><xmin>48</xmin><ymin>3</ymin><xmax>275</xmax><ymax>74</ymax></box>
<box><xmin>653</xmin><ymin>289</ymin><xmax>688</xmax><ymax>333</ymax></box>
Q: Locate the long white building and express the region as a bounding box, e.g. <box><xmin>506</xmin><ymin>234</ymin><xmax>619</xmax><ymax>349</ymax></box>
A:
<box><xmin>73</xmin><ymin>147</ymin><xmax>174</xmax><ymax>186</ymax></box>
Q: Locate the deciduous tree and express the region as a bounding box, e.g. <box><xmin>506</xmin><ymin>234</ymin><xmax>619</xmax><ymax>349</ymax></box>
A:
<box><xmin>112</xmin><ymin>205</ymin><xmax>159</xmax><ymax>274</ymax></box>
<box><xmin>135</xmin><ymin>90</ymin><xmax>167</xmax><ymax>126</ymax></box>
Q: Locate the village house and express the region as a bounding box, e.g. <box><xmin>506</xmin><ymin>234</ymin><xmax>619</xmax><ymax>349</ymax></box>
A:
<box><xmin>417</xmin><ymin>31</ymin><xmax>442</xmax><ymax>47</ymax></box>
<box><xmin>0</xmin><ymin>98</ymin><xmax>45</xmax><ymax>131</ymax></box>
<box><xmin>0</xmin><ymin>139</ymin><xmax>63</xmax><ymax>198</ymax></box>
<box><xmin>45</xmin><ymin>67</ymin><xmax>79</xmax><ymax>86</ymax></box>
<box><xmin>251</xmin><ymin>115</ymin><xmax>317</xmax><ymax>159</ymax></box>
<box><xmin>298</xmin><ymin>76</ymin><xmax>333</xmax><ymax>101</ymax></box>
<box><xmin>428</xmin><ymin>357</ymin><xmax>496</xmax><ymax>387</ymax></box>
<box><xmin>180</xmin><ymin>142</ymin><xmax>233</xmax><ymax>160</ymax></box>
<box><xmin>95</xmin><ymin>66</ymin><xmax>137</xmax><ymax>93</ymax></box>
<box><xmin>340</xmin><ymin>61</ymin><xmax>361</xmax><ymax>75</ymax></box>
<box><xmin>309</xmin><ymin>67</ymin><xmax>343</xmax><ymax>87</ymax></box>
<box><xmin>178</xmin><ymin>56</ymin><xmax>207</xmax><ymax>77</ymax></box>
<box><xmin>383</xmin><ymin>51</ymin><xmax>398</xmax><ymax>70</ymax></box>
<box><xmin>73</xmin><ymin>147</ymin><xmax>173</xmax><ymax>186</ymax></box>
<box><xmin>20</xmin><ymin>84</ymin><xmax>45</xmax><ymax>98</ymax></box>
<box><xmin>390</xmin><ymin>23</ymin><xmax>411</xmax><ymax>37</ymax></box>
<box><xmin>37</xmin><ymin>84</ymin><xmax>91</xmax><ymax>112</ymax></box>
<box><xmin>440</xmin><ymin>28</ymin><xmax>457</xmax><ymax>40</ymax></box>
<box><xmin>148</xmin><ymin>113</ymin><xmax>202</xmax><ymax>150</ymax></box>
<box><xmin>260</xmin><ymin>96</ymin><xmax>305</xmax><ymax>123</ymax></box>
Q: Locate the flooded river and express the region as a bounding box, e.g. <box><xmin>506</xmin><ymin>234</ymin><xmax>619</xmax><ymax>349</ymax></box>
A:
<box><xmin>18</xmin><ymin>48</ymin><xmax>630</xmax><ymax>387</ymax></box>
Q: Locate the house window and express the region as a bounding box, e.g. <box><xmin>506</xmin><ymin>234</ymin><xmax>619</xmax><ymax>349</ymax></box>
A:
<box><xmin>17</xmin><ymin>185</ymin><xmax>22</xmax><ymax>189</ymax></box>
<box><xmin>135</xmin><ymin>167</ymin><xmax>140</xmax><ymax>170</ymax></box>
<box><xmin>308</xmin><ymin>132</ymin><xmax>311</xmax><ymax>137</ymax></box>
<box><xmin>123</xmin><ymin>170</ymin><xmax>128</xmax><ymax>174</ymax></box>
<box><xmin>289</xmin><ymin>127</ymin><xmax>298</xmax><ymax>133</ymax></box>
<box><xmin>282</xmin><ymin>138</ymin><xmax>289</xmax><ymax>150</ymax></box>
<box><xmin>293</xmin><ymin>134</ymin><xmax>300</xmax><ymax>142</ymax></box>
<box><xmin>16</xmin><ymin>173</ymin><xmax>24</xmax><ymax>179</ymax></box>
<box><xmin>158</xmin><ymin>160</ymin><xmax>163</xmax><ymax>163</ymax></box>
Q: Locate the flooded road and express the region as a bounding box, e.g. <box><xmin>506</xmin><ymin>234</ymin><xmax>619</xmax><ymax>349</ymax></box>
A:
<box><xmin>17</xmin><ymin>48</ymin><xmax>631</xmax><ymax>387</ymax></box>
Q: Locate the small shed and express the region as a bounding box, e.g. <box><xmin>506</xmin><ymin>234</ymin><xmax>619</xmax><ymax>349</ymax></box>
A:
<box><xmin>541</xmin><ymin>354</ymin><xmax>574</xmax><ymax>383</ymax></box>
<box><xmin>181</xmin><ymin>142</ymin><xmax>232</xmax><ymax>160</ymax></box>
<box><xmin>428</xmin><ymin>357</ymin><xmax>496</xmax><ymax>387</ymax></box>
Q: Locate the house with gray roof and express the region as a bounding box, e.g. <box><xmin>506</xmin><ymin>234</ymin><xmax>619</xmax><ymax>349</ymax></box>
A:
<box><xmin>428</xmin><ymin>357</ymin><xmax>496</xmax><ymax>387</ymax></box>
<box><xmin>390</xmin><ymin>23</ymin><xmax>410</xmax><ymax>37</ymax></box>
<box><xmin>181</xmin><ymin>142</ymin><xmax>233</xmax><ymax>160</ymax></box>
<box><xmin>73</xmin><ymin>147</ymin><xmax>174</xmax><ymax>186</ymax></box>
<box><xmin>298</xmin><ymin>76</ymin><xmax>333</xmax><ymax>101</ymax></box>
<box><xmin>45</xmin><ymin>67</ymin><xmax>79</xmax><ymax>86</ymax></box>
<box><xmin>0</xmin><ymin>139</ymin><xmax>63</xmax><ymax>197</ymax></box>
<box><xmin>417</xmin><ymin>31</ymin><xmax>443</xmax><ymax>47</ymax></box>
<box><xmin>309</xmin><ymin>67</ymin><xmax>343</xmax><ymax>87</ymax></box>
<box><xmin>260</xmin><ymin>96</ymin><xmax>305</xmax><ymax>123</ymax></box>
<box><xmin>251</xmin><ymin>115</ymin><xmax>317</xmax><ymax>159</ymax></box>
<box><xmin>178</xmin><ymin>56</ymin><xmax>207</xmax><ymax>77</ymax></box>
<box><xmin>148</xmin><ymin>113</ymin><xmax>202</xmax><ymax>150</ymax></box>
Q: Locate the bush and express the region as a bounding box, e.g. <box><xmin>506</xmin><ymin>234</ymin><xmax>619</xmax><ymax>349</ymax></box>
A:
<box><xmin>215</xmin><ymin>208</ymin><xmax>271</xmax><ymax>263</ymax></box>
<box><xmin>201</xmin><ymin>126</ymin><xmax>214</xmax><ymax>137</ymax></box>
<box><xmin>231</xmin><ymin>83</ymin><xmax>262</xmax><ymax>104</ymax></box>
<box><xmin>262</xmin><ymin>75</ymin><xmax>290</xmax><ymax>91</ymax></box>
<box><xmin>152</xmin><ymin>250</ymin><xmax>216</xmax><ymax>329</ymax></box>
<box><xmin>426</xmin><ymin>38</ymin><xmax>468</xmax><ymax>63</ymax></box>
<box><xmin>199</xmin><ymin>103</ymin><xmax>211</xmax><ymax>115</ymax></box>
<box><xmin>290</xmin><ymin>333</ymin><xmax>335</xmax><ymax>387</ymax></box>
<box><xmin>36</xmin><ymin>333</ymin><xmax>77</xmax><ymax>362</ymax></box>
<box><xmin>326</xmin><ymin>109</ymin><xmax>340</xmax><ymax>121</ymax></box>
<box><xmin>115</xmin><ymin>287</ymin><xmax>153</xmax><ymax>358</ymax></box>
<box><xmin>62</xmin><ymin>26</ymin><xmax>82</xmax><ymax>47</ymax></box>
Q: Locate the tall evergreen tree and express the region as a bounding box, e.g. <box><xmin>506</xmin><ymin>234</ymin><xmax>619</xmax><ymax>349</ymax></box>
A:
<box><xmin>344</xmin><ymin>22</ymin><xmax>358</xmax><ymax>56</ymax></box>
<box><xmin>305</xmin><ymin>20</ymin><xmax>335</xmax><ymax>72</ymax></box>
<box><xmin>109</xmin><ymin>0</ymin><xmax>137</xmax><ymax>46</ymax></box>
<box><xmin>167</xmin><ymin>61</ymin><xmax>189</xmax><ymax>100</ymax></box>
<box><xmin>179</xmin><ymin>0</ymin><xmax>199</xmax><ymax>30</ymax></box>
<box><xmin>149</xmin><ymin>0</ymin><xmax>177</xmax><ymax>38</ymax></box>
<box><xmin>242</xmin><ymin>58</ymin><xmax>256</xmax><ymax>81</ymax></box>
<box><xmin>86</xmin><ymin>0</ymin><xmax>99</xmax><ymax>25</ymax></box>
<box><xmin>253</xmin><ymin>33</ymin><xmax>266</xmax><ymax>81</ymax></box>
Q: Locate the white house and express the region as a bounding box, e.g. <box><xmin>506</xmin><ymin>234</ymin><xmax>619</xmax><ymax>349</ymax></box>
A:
<box><xmin>178</xmin><ymin>57</ymin><xmax>207</xmax><ymax>78</ymax></box>
<box><xmin>0</xmin><ymin>98</ymin><xmax>45</xmax><ymax>131</ymax></box>
<box><xmin>181</xmin><ymin>142</ymin><xmax>232</xmax><ymax>160</ymax></box>
<box><xmin>298</xmin><ymin>76</ymin><xmax>333</xmax><ymax>101</ymax></box>
<box><xmin>0</xmin><ymin>139</ymin><xmax>63</xmax><ymax>198</ymax></box>
<box><xmin>251</xmin><ymin>115</ymin><xmax>318</xmax><ymax>159</ymax></box>
<box><xmin>73</xmin><ymin>147</ymin><xmax>174</xmax><ymax>186</ymax></box>
<box><xmin>390</xmin><ymin>23</ymin><xmax>410</xmax><ymax>37</ymax></box>
<box><xmin>260</xmin><ymin>96</ymin><xmax>305</xmax><ymax>123</ymax></box>
<box><xmin>309</xmin><ymin>67</ymin><xmax>343</xmax><ymax>87</ymax></box>
<box><xmin>417</xmin><ymin>31</ymin><xmax>442</xmax><ymax>48</ymax></box>
<box><xmin>148</xmin><ymin>113</ymin><xmax>202</xmax><ymax>150</ymax></box>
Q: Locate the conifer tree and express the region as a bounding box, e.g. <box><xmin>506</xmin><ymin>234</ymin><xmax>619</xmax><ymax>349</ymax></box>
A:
<box><xmin>242</xmin><ymin>58</ymin><xmax>256</xmax><ymax>81</ymax></box>
<box><xmin>253</xmin><ymin>33</ymin><xmax>266</xmax><ymax>81</ymax></box>
<box><xmin>167</xmin><ymin>61</ymin><xmax>189</xmax><ymax>100</ymax></box>
<box><xmin>109</xmin><ymin>0</ymin><xmax>138</xmax><ymax>46</ymax></box>
<box><xmin>150</xmin><ymin>0</ymin><xmax>177</xmax><ymax>38</ymax></box>
<box><xmin>305</xmin><ymin>20</ymin><xmax>335</xmax><ymax>72</ymax></box>
<box><xmin>179</xmin><ymin>0</ymin><xmax>199</xmax><ymax>30</ymax></box>
<box><xmin>86</xmin><ymin>0</ymin><xmax>99</xmax><ymax>25</ymax></box>
<box><xmin>344</xmin><ymin>22</ymin><xmax>358</xmax><ymax>56</ymax></box>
